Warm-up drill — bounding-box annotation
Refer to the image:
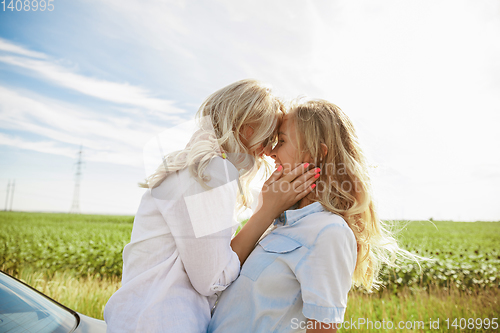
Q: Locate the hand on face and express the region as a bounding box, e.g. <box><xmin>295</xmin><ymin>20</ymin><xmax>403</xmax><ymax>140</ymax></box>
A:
<box><xmin>255</xmin><ymin>163</ymin><xmax>321</xmax><ymax>219</ymax></box>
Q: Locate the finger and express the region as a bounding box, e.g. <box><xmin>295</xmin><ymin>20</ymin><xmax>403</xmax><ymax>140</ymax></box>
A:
<box><xmin>294</xmin><ymin>183</ymin><xmax>316</xmax><ymax>202</ymax></box>
<box><xmin>281</xmin><ymin>163</ymin><xmax>313</xmax><ymax>183</ymax></box>
<box><xmin>264</xmin><ymin>164</ymin><xmax>284</xmax><ymax>185</ymax></box>
<box><xmin>290</xmin><ymin>167</ymin><xmax>321</xmax><ymax>189</ymax></box>
<box><xmin>294</xmin><ymin>172</ymin><xmax>320</xmax><ymax>193</ymax></box>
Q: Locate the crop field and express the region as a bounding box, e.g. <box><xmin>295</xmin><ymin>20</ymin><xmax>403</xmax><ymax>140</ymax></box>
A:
<box><xmin>1</xmin><ymin>212</ymin><xmax>499</xmax><ymax>331</ymax></box>
<box><xmin>1</xmin><ymin>212</ymin><xmax>133</xmax><ymax>278</ymax></box>
<box><xmin>1</xmin><ymin>212</ymin><xmax>499</xmax><ymax>290</ymax></box>
<box><xmin>379</xmin><ymin>220</ymin><xmax>500</xmax><ymax>291</ymax></box>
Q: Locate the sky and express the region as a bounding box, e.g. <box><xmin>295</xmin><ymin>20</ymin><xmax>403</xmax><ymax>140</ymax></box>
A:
<box><xmin>0</xmin><ymin>0</ymin><xmax>499</xmax><ymax>221</ymax></box>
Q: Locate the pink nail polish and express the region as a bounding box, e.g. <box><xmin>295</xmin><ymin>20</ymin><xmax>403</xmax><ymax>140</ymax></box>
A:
<box><xmin>277</xmin><ymin>165</ymin><xmax>283</xmax><ymax>172</ymax></box>
<box><xmin>303</xmin><ymin>163</ymin><xmax>309</xmax><ymax>168</ymax></box>
<box><xmin>314</xmin><ymin>173</ymin><xmax>320</xmax><ymax>179</ymax></box>
<box><xmin>315</xmin><ymin>168</ymin><xmax>321</xmax><ymax>173</ymax></box>
<box><xmin>311</xmin><ymin>184</ymin><xmax>316</xmax><ymax>189</ymax></box>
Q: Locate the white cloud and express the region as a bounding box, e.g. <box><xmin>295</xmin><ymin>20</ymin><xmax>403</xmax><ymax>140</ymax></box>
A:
<box><xmin>0</xmin><ymin>86</ymin><xmax>192</xmax><ymax>167</ymax></box>
<box><xmin>0</xmin><ymin>45</ymin><xmax>185</xmax><ymax>113</ymax></box>
<box><xmin>0</xmin><ymin>132</ymin><xmax>76</xmax><ymax>158</ymax></box>
<box><xmin>2</xmin><ymin>0</ymin><xmax>500</xmax><ymax>218</ymax></box>
<box><xmin>83</xmin><ymin>0</ymin><xmax>320</xmax><ymax>96</ymax></box>
<box><xmin>0</xmin><ymin>38</ymin><xmax>47</xmax><ymax>59</ymax></box>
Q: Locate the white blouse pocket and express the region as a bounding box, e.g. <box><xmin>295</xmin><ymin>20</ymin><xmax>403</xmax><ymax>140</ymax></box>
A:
<box><xmin>240</xmin><ymin>233</ymin><xmax>303</xmax><ymax>281</ymax></box>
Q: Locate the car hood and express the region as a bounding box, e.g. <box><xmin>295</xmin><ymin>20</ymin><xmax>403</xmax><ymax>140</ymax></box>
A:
<box><xmin>74</xmin><ymin>313</ymin><xmax>107</xmax><ymax>333</ymax></box>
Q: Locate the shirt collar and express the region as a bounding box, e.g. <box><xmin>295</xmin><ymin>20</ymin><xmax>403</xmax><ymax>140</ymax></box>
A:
<box><xmin>273</xmin><ymin>202</ymin><xmax>324</xmax><ymax>227</ymax></box>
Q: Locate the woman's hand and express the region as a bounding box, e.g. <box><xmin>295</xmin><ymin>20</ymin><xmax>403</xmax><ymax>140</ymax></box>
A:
<box><xmin>256</xmin><ymin>163</ymin><xmax>320</xmax><ymax>219</ymax></box>
<box><xmin>230</xmin><ymin>163</ymin><xmax>319</xmax><ymax>265</ymax></box>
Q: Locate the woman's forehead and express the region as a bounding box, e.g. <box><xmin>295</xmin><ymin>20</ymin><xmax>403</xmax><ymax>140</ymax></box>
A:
<box><xmin>279</xmin><ymin>116</ymin><xmax>290</xmax><ymax>131</ymax></box>
<box><xmin>279</xmin><ymin>115</ymin><xmax>296</xmax><ymax>133</ymax></box>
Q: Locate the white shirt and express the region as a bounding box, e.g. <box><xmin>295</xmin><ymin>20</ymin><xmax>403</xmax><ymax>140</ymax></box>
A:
<box><xmin>104</xmin><ymin>157</ymin><xmax>241</xmax><ymax>333</ymax></box>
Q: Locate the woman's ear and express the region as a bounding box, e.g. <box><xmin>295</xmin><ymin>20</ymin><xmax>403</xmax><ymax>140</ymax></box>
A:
<box><xmin>243</xmin><ymin>125</ymin><xmax>254</xmax><ymax>140</ymax></box>
<box><xmin>320</xmin><ymin>143</ymin><xmax>328</xmax><ymax>159</ymax></box>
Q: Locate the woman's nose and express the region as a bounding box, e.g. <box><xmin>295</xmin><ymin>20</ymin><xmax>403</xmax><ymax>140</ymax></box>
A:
<box><xmin>263</xmin><ymin>145</ymin><xmax>272</xmax><ymax>157</ymax></box>
<box><xmin>265</xmin><ymin>146</ymin><xmax>277</xmax><ymax>160</ymax></box>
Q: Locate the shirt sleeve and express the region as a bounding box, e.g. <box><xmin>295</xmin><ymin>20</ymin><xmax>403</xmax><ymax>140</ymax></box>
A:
<box><xmin>152</xmin><ymin>157</ymin><xmax>242</xmax><ymax>297</ymax></box>
<box><xmin>295</xmin><ymin>222</ymin><xmax>357</xmax><ymax>323</ymax></box>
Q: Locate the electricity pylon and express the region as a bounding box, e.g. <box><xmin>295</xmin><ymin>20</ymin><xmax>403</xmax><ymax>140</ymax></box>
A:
<box><xmin>70</xmin><ymin>146</ymin><xmax>84</xmax><ymax>214</ymax></box>
<box><xmin>9</xmin><ymin>180</ymin><xmax>14</xmax><ymax>211</ymax></box>
<box><xmin>4</xmin><ymin>180</ymin><xmax>11</xmax><ymax>211</ymax></box>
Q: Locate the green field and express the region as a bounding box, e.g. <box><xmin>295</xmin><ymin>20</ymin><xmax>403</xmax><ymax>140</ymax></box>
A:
<box><xmin>1</xmin><ymin>212</ymin><xmax>499</xmax><ymax>331</ymax></box>
<box><xmin>1</xmin><ymin>212</ymin><xmax>499</xmax><ymax>290</ymax></box>
<box><xmin>1</xmin><ymin>212</ymin><xmax>133</xmax><ymax>278</ymax></box>
<box><xmin>379</xmin><ymin>220</ymin><xmax>500</xmax><ymax>291</ymax></box>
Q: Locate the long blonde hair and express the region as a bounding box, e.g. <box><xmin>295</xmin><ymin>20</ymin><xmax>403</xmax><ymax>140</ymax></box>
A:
<box><xmin>288</xmin><ymin>99</ymin><xmax>416</xmax><ymax>291</ymax></box>
<box><xmin>140</xmin><ymin>79</ymin><xmax>284</xmax><ymax>210</ymax></box>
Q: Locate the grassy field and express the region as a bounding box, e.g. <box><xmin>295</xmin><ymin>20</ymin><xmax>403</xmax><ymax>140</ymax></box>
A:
<box><xmin>8</xmin><ymin>267</ymin><xmax>121</xmax><ymax>320</ymax></box>
<box><xmin>6</xmin><ymin>267</ymin><xmax>499</xmax><ymax>332</ymax></box>
<box><xmin>1</xmin><ymin>211</ymin><xmax>499</xmax><ymax>331</ymax></box>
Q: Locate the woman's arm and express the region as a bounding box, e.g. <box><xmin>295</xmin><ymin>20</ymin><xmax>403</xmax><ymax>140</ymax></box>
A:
<box><xmin>230</xmin><ymin>205</ymin><xmax>275</xmax><ymax>265</ymax></box>
<box><xmin>230</xmin><ymin>163</ymin><xmax>319</xmax><ymax>265</ymax></box>
<box><xmin>151</xmin><ymin>157</ymin><xmax>242</xmax><ymax>296</ymax></box>
<box><xmin>153</xmin><ymin>160</ymin><xmax>318</xmax><ymax>295</ymax></box>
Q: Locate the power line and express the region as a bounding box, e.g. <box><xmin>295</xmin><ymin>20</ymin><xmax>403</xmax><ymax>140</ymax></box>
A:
<box><xmin>70</xmin><ymin>145</ymin><xmax>84</xmax><ymax>214</ymax></box>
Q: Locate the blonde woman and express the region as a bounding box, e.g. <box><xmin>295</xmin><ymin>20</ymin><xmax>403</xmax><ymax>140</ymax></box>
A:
<box><xmin>208</xmin><ymin>99</ymin><xmax>417</xmax><ymax>333</ymax></box>
<box><xmin>103</xmin><ymin>80</ymin><xmax>320</xmax><ymax>333</ymax></box>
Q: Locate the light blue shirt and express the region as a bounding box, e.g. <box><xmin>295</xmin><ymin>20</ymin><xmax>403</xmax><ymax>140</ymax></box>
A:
<box><xmin>208</xmin><ymin>202</ymin><xmax>357</xmax><ymax>333</ymax></box>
